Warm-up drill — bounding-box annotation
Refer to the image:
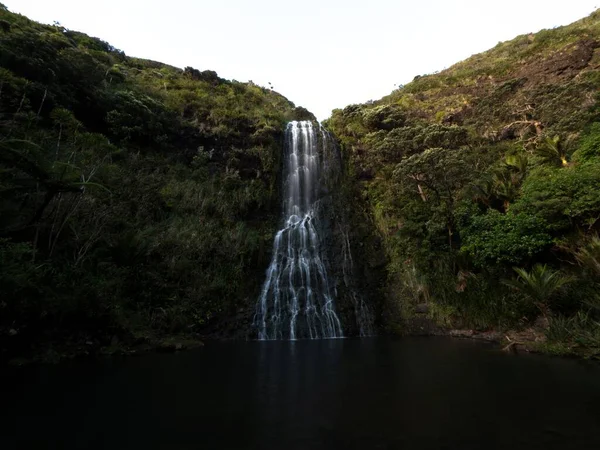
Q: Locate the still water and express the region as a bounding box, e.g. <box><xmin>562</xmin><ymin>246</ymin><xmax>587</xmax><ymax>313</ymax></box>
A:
<box><xmin>1</xmin><ymin>337</ymin><xmax>599</xmax><ymax>449</ymax></box>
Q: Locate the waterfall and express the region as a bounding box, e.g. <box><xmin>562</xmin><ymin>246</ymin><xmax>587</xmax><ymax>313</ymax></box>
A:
<box><xmin>340</xmin><ymin>226</ymin><xmax>375</xmax><ymax>337</ymax></box>
<box><xmin>254</xmin><ymin>121</ymin><xmax>343</xmax><ymax>340</ymax></box>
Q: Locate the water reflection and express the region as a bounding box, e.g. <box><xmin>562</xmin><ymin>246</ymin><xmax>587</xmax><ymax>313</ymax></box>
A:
<box><xmin>1</xmin><ymin>338</ymin><xmax>600</xmax><ymax>450</ymax></box>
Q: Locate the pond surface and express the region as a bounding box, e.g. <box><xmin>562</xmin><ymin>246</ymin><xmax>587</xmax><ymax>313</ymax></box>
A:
<box><xmin>1</xmin><ymin>337</ymin><xmax>600</xmax><ymax>449</ymax></box>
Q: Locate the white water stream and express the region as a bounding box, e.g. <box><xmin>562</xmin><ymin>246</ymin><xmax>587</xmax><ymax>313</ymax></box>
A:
<box><xmin>254</xmin><ymin>121</ymin><xmax>343</xmax><ymax>340</ymax></box>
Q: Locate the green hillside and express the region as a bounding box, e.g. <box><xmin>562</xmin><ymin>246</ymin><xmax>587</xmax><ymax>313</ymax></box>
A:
<box><xmin>326</xmin><ymin>11</ymin><xmax>600</xmax><ymax>357</ymax></box>
<box><xmin>2</xmin><ymin>2</ymin><xmax>600</xmax><ymax>361</ymax></box>
<box><xmin>0</xmin><ymin>3</ymin><xmax>309</xmax><ymax>361</ymax></box>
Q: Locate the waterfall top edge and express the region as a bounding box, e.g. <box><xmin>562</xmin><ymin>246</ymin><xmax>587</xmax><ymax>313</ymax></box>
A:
<box><xmin>287</xmin><ymin>120</ymin><xmax>323</xmax><ymax>127</ymax></box>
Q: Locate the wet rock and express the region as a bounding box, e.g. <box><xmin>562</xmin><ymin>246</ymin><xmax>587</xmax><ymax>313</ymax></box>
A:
<box><xmin>450</xmin><ymin>329</ymin><xmax>475</xmax><ymax>338</ymax></box>
<box><xmin>357</xmin><ymin>167</ymin><xmax>374</xmax><ymax>180</ymax></box>
<box><xmin>415</xmin><ymin>304</ymin><xmax>429</xmax><ymax>314</ymax></box>
<box><xmin>534</xmin><ymin>316</ymin><xmax>550</xmax><ymax>330</ymax></box>
<box><xmin>403</xmin><ymin>317</ymin><xmax>445</xmax><ymax>336</ymax></box>
<box><xmin>449</xmin><ymin>329</ymin><xmax>503</xmax><ymax>343</ymax></box>
<box><xmin>470</xmin><ymin>331</ymin><xmax>503</xmax><ymax>342</ymax></box>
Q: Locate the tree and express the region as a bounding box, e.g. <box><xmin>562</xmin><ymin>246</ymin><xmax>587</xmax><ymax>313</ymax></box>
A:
<box><xmin>573</xmin><ymin>234</ymin><xmax>600</xmax><ymax>276</ymax></box>
<box><xmin>487</xmin><ymin>154</ymin><xmax>528</xmax><ymax>211</ymax></box>
<box><xmin>514</xmin><ymin>162</ymin><xmax>600</xmax><ymax>231</ymax></box>
<box><xmin>460</xmin><ymin>210</ymin><xmax>552</xmax><ymax>267</ymax></box>
<box><xmin>534</xmin><ymin>135</ymin><xmax>570</xmax><ymax>167</ymax></box>
<box><xmin>395</xmin><ymin>147</ymin><xmax>470</xmax><ymax>247</ymax></box>
<box><xmin>503</xmin><ymin>264</ymin><xmax>574</xmax><ymax>318</ymax></box>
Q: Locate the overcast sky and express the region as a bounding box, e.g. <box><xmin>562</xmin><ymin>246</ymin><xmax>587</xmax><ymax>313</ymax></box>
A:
<box><xmin>4</xmin><ymin>0</ymin><xmax>599</xmax><ymax>120</ymax></box>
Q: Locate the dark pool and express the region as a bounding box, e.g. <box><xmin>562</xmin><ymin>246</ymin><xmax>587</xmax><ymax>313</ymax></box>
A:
<box><xmin>1</xmin><ymin>337</ymin><xmax>599</xmax><ymax>449</ymax></box>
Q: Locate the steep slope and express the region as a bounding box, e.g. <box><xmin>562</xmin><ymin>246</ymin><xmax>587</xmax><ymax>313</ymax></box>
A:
<box><xmin>0</xmin><ymin>4</ymin><xmax>311</xmax><ymax>361</ymax></box>
<box><xmin>326</xmin><ymin>11</ymin><xmax>600</xmax><ymax>357</ymax></box>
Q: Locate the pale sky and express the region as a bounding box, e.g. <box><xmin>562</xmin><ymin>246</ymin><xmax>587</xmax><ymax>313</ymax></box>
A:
<box><xmin>4</xmin><ymin>1</ymin><xmax>598</xmax><ymax>120</ymax></box>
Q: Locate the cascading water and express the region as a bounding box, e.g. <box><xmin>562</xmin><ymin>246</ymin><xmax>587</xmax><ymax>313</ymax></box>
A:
<box><xmin>254</xmin><ymin>121</ymin><xmax>343</xmax><ymax>340</ymax></box>
<box><xmin>340</xmin><ymin>225</ymin><xmax>375</xmax><ymax>337</ymax></box>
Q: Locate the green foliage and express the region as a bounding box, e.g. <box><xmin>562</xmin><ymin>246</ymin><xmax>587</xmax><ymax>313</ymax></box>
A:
<box><xmin>4</xmin><ymin>3</ymin><xmax>600</xmax><ymax>358</ymax></box>
<box><xmin>514</xmin><ymin>162</ymin><xmax>600</xmax><ymax>231</ymax></box>
<box><xmin>396</xmin><ymin>146</ymin><xmax>469</xmax><ymax>188</ymax></box>
<box><xmin>362</xmin><ymin>104</ymin><xmax>406</xmax><ymax>131</ymax></box>
<box><xmin>546</xmin><ymin>312</ymin><xmax>600</xmax><ymax>357</ymax></box>
<box><xmin>572</xmin><ymin>122</ymin><xmax>600</xmax><ymax>162</ymax></box>
<box><xmin>573</xmin><ymin>234</ymin><xmax>600</xmax><ymax>276</ymax></box>
<box><xmin>534</xmin><ymin>135</ymin><xmax>570</xmax><ymax>167</ymax></box>
<box><xmin>502</xmin><ymin>264</ymin><xmax>574</xmax><ymax>316</ymax></box>
<box><xmin>325</xmin><ymin>8</ymin><xmax>600</xmax><ymax>355</ymax></box>
<box><xmin>460</xmin><ymin>210</ymin><xmax>552</xmax><ymax>266</ymax></box>
<box><xmin>0</xmin><ymin>5</ymin><xmax>297</xmax><ymax>359</ymax></box>
<box><xmin>0</xmin><ymin>238</ymin><xmax>45</xmax><ymax>302</ymax></box>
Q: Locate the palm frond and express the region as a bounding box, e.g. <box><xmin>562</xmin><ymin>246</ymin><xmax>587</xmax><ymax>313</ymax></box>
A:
<box><xmin>502</xmin><ymin>264</ymin><xmax>574</xmax><ymax>315</ymax></box>
<box><xmin>573</xmin><ymin>235</ymin><xmax>600</xmax><ymax>276</ymax></box>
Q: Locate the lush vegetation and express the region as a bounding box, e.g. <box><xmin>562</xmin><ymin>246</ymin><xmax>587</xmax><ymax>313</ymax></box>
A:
<box><xmin>325</xmin><ymin>11</ymin><xmax>600</xmax><ymax>358</ymax></box>
<box><xmin>0</xmin><ymin>4</ymin><xmax>308</xmax><ymax>362</ymax></box>
<box><xmin>3</xmin><ymin>3</ymin><xmax>600</xmax><ymax>362</ymax></box>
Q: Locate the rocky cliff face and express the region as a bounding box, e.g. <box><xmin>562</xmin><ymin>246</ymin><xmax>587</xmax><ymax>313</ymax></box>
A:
<box><xmin>312</xmin><ymin>127</ymin><xmax>385</xmax><ymax>336</ymax></box>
